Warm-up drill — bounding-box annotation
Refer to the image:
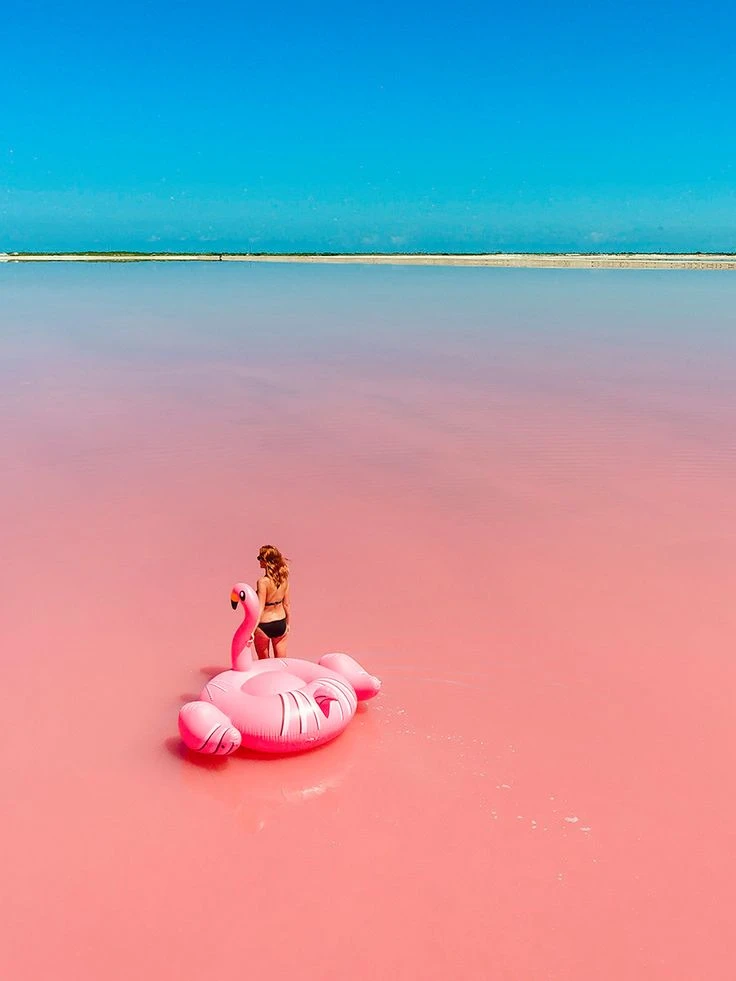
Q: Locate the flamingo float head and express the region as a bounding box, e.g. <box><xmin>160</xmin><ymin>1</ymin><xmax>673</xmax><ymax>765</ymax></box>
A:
<box><xmin>230</xmin><ymin>582</ymin><xmax>258</xmax><ymax>611</ymax></box>
<box><xmin>229</xmin><ymin>582</ymin><xmax>260</xmax><ymax>670</ymax></box>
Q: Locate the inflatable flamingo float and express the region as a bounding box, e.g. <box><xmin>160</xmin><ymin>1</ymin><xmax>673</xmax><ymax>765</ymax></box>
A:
<box><xmin>178</xmin><ymin>583</ymin><xmax>381</xmax><ymax>756</ymax></box>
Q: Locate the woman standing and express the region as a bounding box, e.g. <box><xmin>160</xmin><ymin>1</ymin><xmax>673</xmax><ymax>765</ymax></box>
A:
<box><xmin>251</xmin><ymin>545</ymin><xmax>290</xmax><ymax>659</ymax></box>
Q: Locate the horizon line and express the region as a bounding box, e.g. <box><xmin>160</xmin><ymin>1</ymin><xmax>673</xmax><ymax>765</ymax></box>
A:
<box><xmin>3</xmin><ymin>250</ymin><xmax>736</xmax><ymax>257</ymax></box>
<box><xmin>3</xmin><ymin>251</ymin><xmax>736</xmax><ymax>270</ymax></box>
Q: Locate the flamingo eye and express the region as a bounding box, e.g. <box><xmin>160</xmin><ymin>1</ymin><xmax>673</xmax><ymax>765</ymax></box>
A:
<box><xmin>239</xmin><ymin>590</ymin><xmax>246</xmax><ymax>601</ymax></box>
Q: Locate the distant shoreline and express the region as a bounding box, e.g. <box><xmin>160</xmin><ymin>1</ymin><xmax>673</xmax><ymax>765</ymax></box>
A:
<box><xmin>2</xmin><ymin>252</ymin><xmax>736</xmax><ymax>270</ymax></box>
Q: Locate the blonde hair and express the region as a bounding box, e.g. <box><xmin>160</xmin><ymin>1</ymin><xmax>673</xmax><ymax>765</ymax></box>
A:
<box><xmin>258</xmin><ymin>544</ymin><xmax>289</xmax><ymax>588</ymax></box>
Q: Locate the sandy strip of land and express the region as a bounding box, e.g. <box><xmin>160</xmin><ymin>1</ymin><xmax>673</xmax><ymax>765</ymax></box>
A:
<box><xmin>226</xmin><ymin>253</ymin><xmax>736</xmax><ymax>270</ymax></box>
<box><xmin>2</xmin><ymin>252</ymin><xmax>736</xmax><ymax>269</ymax></box>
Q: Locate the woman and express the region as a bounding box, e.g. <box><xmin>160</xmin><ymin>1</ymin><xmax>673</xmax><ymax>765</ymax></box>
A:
<box><xmin>251</xmin><ymin>544</ymin><xmax>291</xmax><ymax>659</ymax></box>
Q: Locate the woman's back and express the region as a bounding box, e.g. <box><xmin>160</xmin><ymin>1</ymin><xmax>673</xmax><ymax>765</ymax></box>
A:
<box><xmin>259</xmin><ymin>575</ymin><xmax>288</xmax><ymax>621</ymax></box>
<box><xmin>253</xmin><ymin>544</ymin><xmax>291</xmax><ymax>659</ymax></box>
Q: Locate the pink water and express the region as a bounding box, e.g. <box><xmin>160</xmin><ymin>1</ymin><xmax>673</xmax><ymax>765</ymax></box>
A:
<box><xmin>2</xmin><ymin>264</ymin><xmax>736</xmax><ymax>979</ymax></box>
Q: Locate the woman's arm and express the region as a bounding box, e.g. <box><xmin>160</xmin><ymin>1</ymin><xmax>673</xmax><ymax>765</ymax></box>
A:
<box><xmin>251</xmin><ymin>577</ymin><xmax>268</xmax><ymax>642</ymax></box>
<box><xmin>283</xmin><ymin>581</ymin><xmax>291</xmax><ymax>632</ymax></box>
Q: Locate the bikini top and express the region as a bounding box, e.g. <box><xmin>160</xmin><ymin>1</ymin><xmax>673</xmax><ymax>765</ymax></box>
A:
<box><xmin>263</xmin><ymin>576</ymin><xmax>286</xmax><ymax>606</ymax></box>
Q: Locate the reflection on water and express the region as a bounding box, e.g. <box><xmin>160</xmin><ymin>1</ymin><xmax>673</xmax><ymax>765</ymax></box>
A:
<box><xmin>171</xmin><ymin>736</ymin><xmax>356</xmax><ymax>835</ymax></box>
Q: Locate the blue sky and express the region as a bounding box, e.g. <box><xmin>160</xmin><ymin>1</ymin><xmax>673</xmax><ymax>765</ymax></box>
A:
<box><xmin>1</xmin><ymin>0</ymin><xmax>735</xmax><ymax>252</ymax></box>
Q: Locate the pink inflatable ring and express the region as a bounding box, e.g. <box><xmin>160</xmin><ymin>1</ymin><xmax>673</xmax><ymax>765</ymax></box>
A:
<box><xmin>178</xmin><ymin>583</ymin><xmax>381</xmax><ymax>755</ymax></box>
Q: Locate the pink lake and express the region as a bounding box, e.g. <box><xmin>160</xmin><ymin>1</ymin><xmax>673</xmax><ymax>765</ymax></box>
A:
<box><xmin>2</xmin><ymin>263</ymin><xmax>736</xmax><ymax>979</ymax></box>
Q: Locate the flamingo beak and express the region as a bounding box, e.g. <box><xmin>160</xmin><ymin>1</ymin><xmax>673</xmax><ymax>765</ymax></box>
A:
<box><xmin>230</xmin><ymin>590</ymin><xmax>239</xmax><ymax>610</ymax></box>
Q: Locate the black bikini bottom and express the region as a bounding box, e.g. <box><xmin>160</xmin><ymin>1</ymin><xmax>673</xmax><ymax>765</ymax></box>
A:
<box><xmin>258</xmin><ymin>618</ymin><xmax>287</xmax><ymax>640</ymax></box>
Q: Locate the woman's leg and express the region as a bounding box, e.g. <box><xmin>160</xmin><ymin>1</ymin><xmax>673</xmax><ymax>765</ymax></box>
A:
<box><xmin>253</xmin><ymin>628</ymin><xmax>271</xmax><ymax>660</ymax></box>
<box><xmin>272</xmin><ymin>627</ymin><xmax>289</xmax><ymax>659</ymax></box>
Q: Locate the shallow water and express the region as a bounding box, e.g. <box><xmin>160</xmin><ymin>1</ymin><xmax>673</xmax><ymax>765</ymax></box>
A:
<box><xmin>2</xmin><ymin>263</ymin><xmax>736</xmax><ymax>979</ymax></box>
